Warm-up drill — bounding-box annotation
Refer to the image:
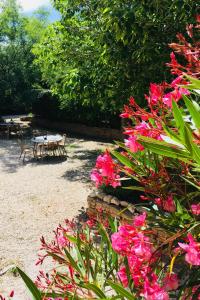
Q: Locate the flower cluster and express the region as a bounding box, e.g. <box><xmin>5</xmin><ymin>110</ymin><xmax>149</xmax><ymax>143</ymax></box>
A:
<box><xmin>179</xmin><ymin>233</ymin><xmax>200</xmax><ymax>266</ymax></box>
<box><xmin>167</xmin><ymin>15</ymin><xmax>200</xmax><ymax>78</ymax></box>
<box><xmin>91</xmin><ymin>150</ymin><xmax>121</xmax><ymax>188</ymax></box>
<box><xmin>112</xmin><ymin>213</ymin><xmax>179</xmax><ymax>299</ymax></box>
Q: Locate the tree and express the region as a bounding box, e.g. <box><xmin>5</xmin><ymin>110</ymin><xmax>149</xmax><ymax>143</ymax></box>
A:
<box><xmin>33</xmin><ymin>0</ymin><xmax>198</xmax><ymax>126</ymax></box>
<box><xmin>0</xmin><ymin>0</ymin><xmax>49</xmax><ymax>114</ymax></box>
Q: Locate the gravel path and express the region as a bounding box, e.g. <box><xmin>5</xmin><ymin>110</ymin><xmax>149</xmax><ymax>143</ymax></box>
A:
<box><xmin>0</xmin><ymin>133</ymin><xmax>112</xmax><ymax>299</ymax></box>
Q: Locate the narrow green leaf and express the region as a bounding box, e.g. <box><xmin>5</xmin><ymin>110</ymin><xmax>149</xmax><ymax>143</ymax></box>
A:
<box><xmin>183</xmin><ymin>125</ymin><xmax>193</xmax><ymax>153</ymax></box>
<box><xmin>139</xmin><ymin>136</ymin><xmax>191</xmax><ymax>162</ymax></box>
<box><xmin>74</xmin><ymin>244</ymin><xmax>86</xmax><ymax>276</ymax></box>
<box><xmin>63</xmin><ymin>249</ymin><xmax>83</xmax><ymax>277</ymax></box>
<box><xmin>82</xmin><ymin>283</ymin><xmax>107</xmax><ymax>298</ymax></box>
<box><xmin>16</xmin><ymin>267</ymin><xmax>42</xmax><ymax>300</ymax></box>
<box><xmin>172</xmin><ymin>101</ymin><xmax>185</xmax><ymax>137</ymax></box>
<box><xmin>123</xmin><ymin>186</ymin><xmax>145</xmax><ymax>191</ymax></box>
<box><xmin>181</xmin><ymin>176</ymin><xmax>200</xmax><ymax>191</ymax></box>
<box><xmin>107</xmin><ymin>280</ymin><xmax>135</xmax><ymax>300</ymax></box>
<box><xmin>112</xmin><ymin>150</ymin><xmax>136</xmax><ymax>170</ymax></box>
<box><xmin>98</xmin><ymin>223</ymin><xmax>112</xmax><ymax>249</ymax></box>
<box><xmin>183</xmin><ymin>95</ymin><xmax>200</xmax><ymax>130</ymax></box>
<box><xmin>191</xmin><ymin>142</ymin><xmax>200</xmax><ymax>165</ymax></box>
<box><xmin>163</xmin><ymin>124</ymin><xmax>182</xmax><ymax>143</ymax></box>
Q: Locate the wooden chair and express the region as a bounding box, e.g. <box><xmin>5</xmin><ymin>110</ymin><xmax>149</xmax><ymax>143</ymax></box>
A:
<box><xmin>58</xmin><ymin>134</ymin><xmax>67</xmax><ymax>155</ymax></box>
<box><xmin>45</xmin><ymin>141</ymin><xmax>59</xmax><ymax>156</ymax></box>
<box><xmin>18</xmin><ymin>139</ymin><xmax>36</xmax><ymax>162</ymax></box>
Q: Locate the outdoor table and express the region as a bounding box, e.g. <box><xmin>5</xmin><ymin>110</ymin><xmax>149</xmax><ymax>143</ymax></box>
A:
<box><xmin>31</xmin><ymin>134</ymin><xmax>62</xmax><ymax>144</ymax></box>
<box><xmin>31</xmin><ymin>134</ymin><xmax>63</xmax><ymax>157</ymax></box>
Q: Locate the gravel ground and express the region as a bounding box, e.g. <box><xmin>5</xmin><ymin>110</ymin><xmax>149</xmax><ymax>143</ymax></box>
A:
<box><xmin>0</xmin><ymin>131</ymin><xmax>112</xmax><ymax>299</ymax></box>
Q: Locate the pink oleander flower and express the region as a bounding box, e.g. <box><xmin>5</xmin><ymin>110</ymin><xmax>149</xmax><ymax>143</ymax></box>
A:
<box><xmin>135</xmin><ymin>121</ymin><xmax>150</xmax><ymax>136</ymax></box>
<box><xmin>86</xmin><ymin>218</ymin><xmax>96</xmax><ymax>228</ymax></box>
<box><xmin>125</xmin><ymin>135</ymin><xmax>144</xmax><ymax>152</ymax></box>
<box><xmin>148</xmin><ymin>83</ymin><xmax>164</xmax><ymax>106</ymax></box>
<box><xmin>90</xmin><ymin>170</ymin><xmax>103</xmax><ymax>187</ymax></box>
<box><xmin>57</xmin><ymin>233</ymin><xmax>69</xmax><ymax>248</ymax></box>
<box><xmin>133</xmin><ymin>212</ymin><xmax>147</xmax><ymax>227</ymax></box>
<box><xmin>191</xmin><ymin>203</ymin><xmax>200</xmax><ymax>215</ymax></box>
<box><xmin>111</xmin><ymin>230</ymin><xmax>131</xmax><ymax>254</ymax></box>
<box><xmin>91</xmin><ymin>151</ymin><xmax>121</xmax><ymax>188</ymax></box>
<box><xmin>163</xmin><ymin>87</ymin><xmax>190</xmax><ymax>107</ymax></box>
<box><xmin>163</xmin><ymin>273</ymin><xmax>179</xmax><ymax>291</ymax></box>
<box><xmin>171</xmin><ymin>76</ymin><xmax>183</xmax><ymax>87</ymax></box>
<box><xmin>117</xmin><ymin>266</ymin><xmax>128</xmax><ymax>287</ymax></box>
<box><xmin>178</xmin><ymin>233</ymin><xmax>200</xmax><ymax>266</ymax></box>
<box><xmin>96</xmin><ymin>152</ymin><xmax>114</xmax><ymax>177</ymax></box>
<box><xmin>163</xmin><ymin>195</ymin><xmax>176</xmax><ymax>212</ymax></box>
<box><xmin>143</xmin><ymin>275</ymin><xmax>169</xmax><ymax>300</ymax></box>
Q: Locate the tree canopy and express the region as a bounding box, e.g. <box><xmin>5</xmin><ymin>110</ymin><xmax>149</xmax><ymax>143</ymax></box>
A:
<box><xmin>32</xmin><ymin>0</ymin><xmax>198</xmax><ymax>126</ymax></box>
<box><xmin>0</xmin><ymin>0</ymin><xmax>49</xmax><ymax>114</ymax></box>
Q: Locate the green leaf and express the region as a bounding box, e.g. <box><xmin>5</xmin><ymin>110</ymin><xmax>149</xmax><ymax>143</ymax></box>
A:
<box><xmin>107</xmin><ymin>281</ymin><xmax>135</xmax><ymax>300</ymax></box>
<box><xmin>163</xmin><ymin>123</ymin><xmax>182</xmax><ymax>143</ymax></box>
<box><xmin>139</xmin><ymin>136</ymin><xmax>191</xmax><ymax>162</ymax></box>
<box><xmin>98</xmin><ymin>223</ymin><xmax>112</xmax><ymax>250</ymax></box>
<box><xmin>16</xmin><ymin>267</ymin><xmax>42</xmax><ymax>300</ymax></box>
<box><xmin>183</xmin><ymin>95</ymin><xmax>200</xmax><ymax>130</ymax></box>
<box><xmin>112</xmin><ymin>150</ymin><xmax>137</xmax><ymax>170</ymax></box>
<box><xmin>63</xmin><ymin>249</ymin><xmax>83</xmax><ymax>277</ymax></box>
<box><xmin>82</xmin><ymin>283</ymin><xmax>107</xmax><ymax>298</ymax></box>
<box><xmin>191</xmin><ymin>141</ymin><xmax>200</xmax><ymax>165</ymax></box>
<box><xmin>183</xmin><ymin>125</ymin><xmax>193</xmax><ymax>153</ymax></box>
<box><xmin>172</xmin><ymin>100</ymin><xmax>185</xmax><ymax>138</ymax></box>
<box><xmin>182</xmin><ymin>75</ymin><xmax>200</xmax><ymax>90</ymax></box>
<box><xmin>123</xmin><ymin>186</ymin><xmax>145</xmax><ymax>191</ymax></box>
<box><xmin>181</xmin><ymin>176</ymin><xmax>200</xmax><ymax>191</ymax></box>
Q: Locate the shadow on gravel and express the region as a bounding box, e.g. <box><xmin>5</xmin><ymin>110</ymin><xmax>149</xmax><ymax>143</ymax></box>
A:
<box><xmin>62</xmin><ymin>149</ymin><xmax>102</xmax><ymax>183</ymax></box>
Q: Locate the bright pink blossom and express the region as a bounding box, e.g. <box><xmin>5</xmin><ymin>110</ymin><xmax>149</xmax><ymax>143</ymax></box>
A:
<box><xmin>135</xmin><ymin>121</ymin><xmax>150</xmax><ymax>135</ymax></box>
<box><xmin>178</xmin><ymin>233</ymin><xmax>200</xmax><ymax>266</ymax></box>
<box><xmin>111</xmin><ymin>231</ymin><xmax>130</xmax><ymax>254</ymax></box>
<box><xmin>143</xmin><ymin>275</ymin><xmax>169</xmax><ymax>300</ymax></box>
<box><xmin>125</xmin><ymin>135</ymin><xmax>144</xmax><ymax>152</ymax></box>
<box><xmin>163</xmin><ymin>273</ymin><xmax>179</xmax><ymax>291</ymax></box>
<box><xmin>91</xmin><ymin>151</ymin><xmax>121</xmax><ymax>188</ymax></box>
<box><xmin>133</xmin><ymin>212</ymin><xmax>147</xmax><ymax>227</ymax></box>
<box><xmin>57</xmin><ymin>233</ymin><xmax>69</xmax><ymax>248</ymax></box>
<box><xmin>148</xmin><ymin>83</ymin><xmax>164</xmax><ymax>106</ymax></box>
<box><xmin>163</xmin><ymin>87</ymin><xmax>190</xmax><ymax>107</ymax></box>
<box><xmin>191</xmin><ymin>203</ymin><xmax>200</xmax><ymax>215</ymax></box>
<box><xmin>117</xmin><ymin>266</ymin><xmax>128</xmax><ymax>287</ymax></box>
<box><xmin>90</xmin><ymin>170</ymin><xmax>103</xmax><ymax>187</ymax></box>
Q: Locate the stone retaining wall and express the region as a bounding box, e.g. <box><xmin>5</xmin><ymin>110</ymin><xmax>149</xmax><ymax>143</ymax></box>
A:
<box><xmin>87</xmin><ymin>191</ymin><xmax>169</xmax><ymax>243</ymax></box>
<box><xmin>32</xmin><ymin>117</ymin><xmax>123</xmax><ymax>141</ymax></box>
<box><xmin>87</xmin><ymin>190</ymin><xmax>136</xmax><ymax>222</ymax></box>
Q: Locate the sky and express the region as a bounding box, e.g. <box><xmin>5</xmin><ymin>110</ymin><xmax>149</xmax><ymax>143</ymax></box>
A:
<box><xmin>18</xmin><ymin>0</ymin><xmax>50</xmax><ymax>12</ymax></box>
<box><xmin>17</xmin><ymin>0</ymin><xmax>60</xmax><ymax>22</ymax></box>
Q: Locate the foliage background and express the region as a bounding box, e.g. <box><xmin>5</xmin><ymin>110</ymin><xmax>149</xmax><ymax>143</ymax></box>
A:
<box><xmin>0</xmin><ymin>0</ymin><xmax>49</xmax><ymax>115</ymax></box>
<box><xmin>33</xmin><ymin>0</ymin><xmax>198</xmax><ymax>127</ymax></box>
<box><xmin>0</xmin><ymin>0</ymin><xmax>198</xmax><ymax>127</ymax></box>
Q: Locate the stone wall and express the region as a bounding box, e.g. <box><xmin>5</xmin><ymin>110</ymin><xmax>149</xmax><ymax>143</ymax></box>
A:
<box><xmin>87</xmin><ymin>190</ymin><xmax>136</xmax><ymax>222</ymax></box>
<box><xmin>87</xmin><ymin>191</ymin><xmax>169</xmax><ymax>243</ymax></box>
<box><xmin>32</xmin><ymin>117</ymin><xmax>123</xmax><ymax>141</ymax></box>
